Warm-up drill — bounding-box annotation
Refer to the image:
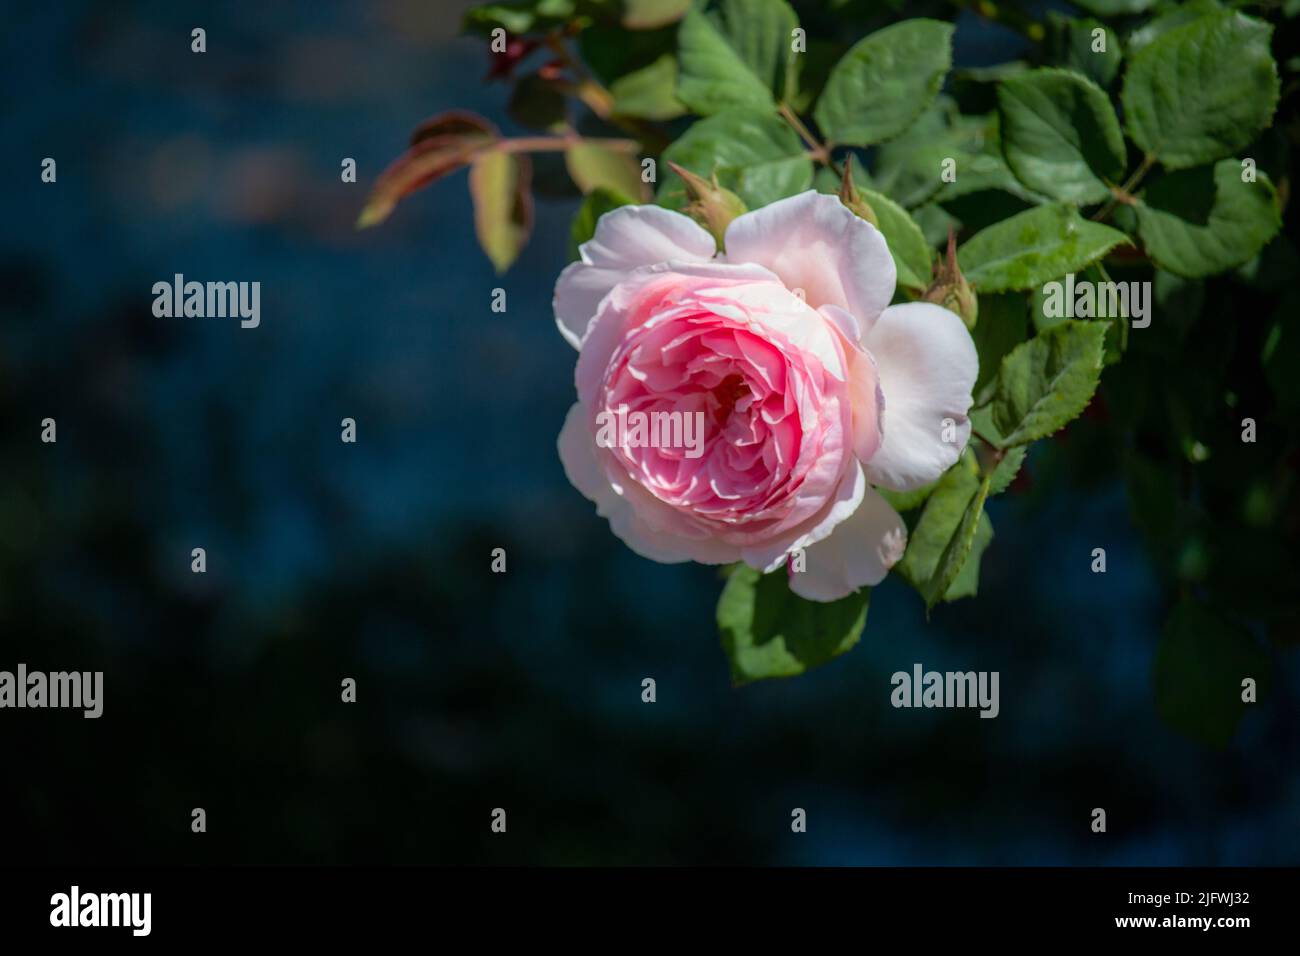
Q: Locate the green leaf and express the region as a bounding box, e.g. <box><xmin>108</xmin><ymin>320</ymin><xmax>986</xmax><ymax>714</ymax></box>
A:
<box><xmin>899</xmin><ymin>455</ymin><xmax>972</xmax><ymax>590</ymax></box>
<box><xmin>564</xmin><ymin>142</ymin><xmax>645</xmax><ymax>199</ymax></box>
<box><xmin>1154</xmin><ymin>600</ymin><xmax>1271</xmax><ymax>749</ymax></box>
<box><xmin>957</xmin><ymin>204</ymin><xmax>1129</xmax><ymax>293</ymax></box>
<box><xmin>877</xmin><ymin>481</ymin><xmax>937</xmax><ymax>514</ymax></box>
<box><xmin>871</xmin><ymin>103</ymin><xmax>1049</xmax><ymax>218</ymax></box>
<box><xmin>971</xmin><ymin>292</ymin><xmax>1029</xmax><ymax>404</ymax></box>
<box><xmin>1126</xmin><ymin>0</ymin><xmax>1223</xmax><ymax>57</ymax></box>
<box><xmin>814</xmin><ymin>19</ymin><xmax>953</xmax><ymax>146</ymax></box>
<box><xmin>942</xmin><ymin>511</ymin><xmax>993</xmax><ymax>602</ymax></box>
<box><xmin>787</xmin><ymin>36</ymin><xmax>844</xmax><ymax>114</ymax></box>
<box><xmin>861</xmin><ymin>188</ymin><xmax>933</xmax><ymax>290</ymax></box>
<box><xmin>913</xmin><ymin>203</ymin><xmax>961</xmax><ymax>247</ymax></box>
<box><xmin>988</xmin><ymin>320</ymin><xmax>1108</xmax><ymax>447</ymax></box>
<box><xmin>987</xmin><ymin>445</ymin><xmax>1026</xmax><ymax>496</ymax></box>
<box><xmin>938</xmin><ymin>149</ymin><xmax>1046</xmax><ymax>207</ymax></box>
<box><xmin>675</xmin><ymin>0</ymin><xmax>799</xmax><ymax>116</ymax></box>
<box><xmin>997</xmin><ymin>68</ymin><xmax>1125</xmax><ymax>204</ymax></box>
<box><xmin>1031</xmin><ymin>264</ymin><xmax>1128</xmax><ymax>364</ymax></box>
<box><xmin>579</xmin><ymin>20</ymin><xmax>679</xmax><ymax>85</ymax></box>
<box><xmin>658</xmin><ymin>109</ymin><xmax>812</xmax><ymax>210</ymax></box>
<box><xmin>716</xmin><ymin>564</ymin><xmax>868</xmax><ymax>685</ymax></box>
<box><xmin>610</xmin><ymin>54</ymin><xmax>687</xmax><ymax>120</ymax></box>
<box><xmin>1135</xmin><ymin>160</ymin><xmax>1282</xmax><ymax>279</ymax></box>
<box><xmin>871</xmin><ymin>105</ymin><xmax>950</xmax><ymax>208</ymax></box>
<box><xmin>1045</xmin><ymin>14</ymin><xmax>1120</xmax><ymax>89</ymax></box>
<box><xmin>897</xmin><ymin>454</ymin><xmax>991</xmax><ymax>605</ymax></box>
<box><xmin>569</xmin><ymin>187</ymin><xmax>633</xmax><ymax>260</ymax></box>
<box><xmin>1121</xmin><ymin>11</ymin><xmax>1279</xmax><ymax>170</ymax></box>
<box><xmin>925</xmin><ymin>471</ymin><xmax>992</xmax><ymax>608</ymax></box>
<box><xmin>469</xmin><ymin>151</ymin><xmax>534</xmax><ymax>273</ymax></box>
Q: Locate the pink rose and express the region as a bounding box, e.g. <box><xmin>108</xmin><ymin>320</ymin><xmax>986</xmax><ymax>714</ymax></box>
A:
<box><xmin>555</xmin><ymin>191</ymin><xmax>978</xmax><ymax>601</ymax></box>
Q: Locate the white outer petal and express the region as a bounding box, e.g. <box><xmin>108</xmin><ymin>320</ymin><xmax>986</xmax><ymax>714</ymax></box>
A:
<box><xmin>723</xmin><ymin>190</ymin><xmax>896</xmax><ymax>331</ymax></box>
<box><xmin>553</xmin><ymin>205</ymin><xmax>717</xmax><ymax>348</ymax></box>
<box><xmin>861</xmin><ymin>301</ymin><xmax>978</xmax><ymax>492</ymax></box>
<box><xmin>788</xmin><ymin>486</ymin><xmax>907</xmax><ymax>602</ymax></box>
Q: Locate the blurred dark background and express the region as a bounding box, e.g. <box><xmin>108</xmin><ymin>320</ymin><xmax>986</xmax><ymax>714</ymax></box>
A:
<box><xmin>1</xmin><ymin>0</ymin><xmax>1297</xmax><ymax>865</ymax></box>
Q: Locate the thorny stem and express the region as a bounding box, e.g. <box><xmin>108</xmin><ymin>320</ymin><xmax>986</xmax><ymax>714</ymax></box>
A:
<box><xmin>971</xmin><ymin>428</ymin><xmax>1006</xmax><ymax>468</ymax></box>
<box><xmin>778</xmin><ymin>103</ymin><xmax>832</xmax><ymax>167</ymax></box>
<box><xmin>1092</xmin><ymin>153</ymin><xmax>1157</xmax><ymax>222</ymax></box>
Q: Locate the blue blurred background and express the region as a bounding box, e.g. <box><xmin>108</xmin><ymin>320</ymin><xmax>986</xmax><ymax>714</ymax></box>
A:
<box><xmin>1</xmin><ymin>0</ymin><xmax>1296</xmax><ymax>865</ymax></box>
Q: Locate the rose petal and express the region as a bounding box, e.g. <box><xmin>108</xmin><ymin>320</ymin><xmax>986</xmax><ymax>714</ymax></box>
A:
<box><xmin>723</xmin><ymin>191</ymin><xmax>896</xmax><ymax>330</ymax></box>
<box><xmin>788</xmin><ymin>486</ymin><xmax>907</xmax><ymax>601</ymax></box>
<box><xmin>740</xmin><ymin>458</ymin><xmax>865</xmax><ymax>573</ymax></box>
<box><xmin>574</xmin><ymin>261</ymin><xmax>783</xmax><ymax>406</ymax></box>
<box><xmin>823</xmin><ymin>305</ymin><xmax>884</xmax><ymax>464</ymax></box>
<box><xmin>861</xmin><ymin>302</ymin><xmax>977</xmax><ymax>492</ymax></box>
<box><xmin>558</xmin><ymin>403</ymin><xmax>738</xmax><ymax>564</ymax></box>
<box><xmin>554</xmin><ymin>206</ymin><xmax>717</xmax><ymax>348</ymax></box>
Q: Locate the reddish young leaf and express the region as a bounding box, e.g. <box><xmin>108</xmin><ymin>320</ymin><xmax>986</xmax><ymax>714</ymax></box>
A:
<box><xmin>357</xmin><ymin>112</ymin><xmax>498</xmax><ymax>229</ymax></box>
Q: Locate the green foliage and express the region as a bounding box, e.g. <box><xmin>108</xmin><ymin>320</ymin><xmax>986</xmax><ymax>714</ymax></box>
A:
<box><xmin>1135</xmin><ymin>161</ymin><xmax>1282</xmax><ymax>278</ymax></box>
<box><xmin>957</xmin><ymin>204</ymin><xmax>1129</xmax><ymax>293</ymax></box>
<box><xmin>565</xmin><ymin>142</ymin><xmax>644</xmax><ymax>198</ymax></box>
<box><xmin>1121</xmin><ymin>11</ymin><xmax>1279</xmax><ymax>170</ymax></box>
<box><xmin>896</xmin><ymin>453</ymin><xmax>994</xmax><ymax>608</ymax></box>
<box><xmin>609</xmin><ymin>55</ymin><xmax>686</xmax><ymax>120</ymax></box>
<box><xmin>971</xmin><ymin>293</ymin><xmax>1029</xmax><ymax>404</ymax></box>
<box><xmin>381</xmin><ymin>2</ymin><xmax>1293</xmax><ymax>719</ymax></box>
<box><xmin>717</xmin><ymin>564</ymin><xmax>869</xmax><ymax>684</ymax></box>
<box><xmin>1125</xmin><ymin>0</ymin><xmax>1223</xmax><ymax>55</ymax></box>
<box><xmin>858</xmin><ymin>188</ymin><xmax>933</xmax><ymax>290</ymax></box>
<box><xmin>986</xmin><ymin>445</ymin><xmax>1026</xmax><ymax>496</ymax></box>
<box><xmin>925</xmin><ymin>471</ymin><xmax>992</xmax><ymax>609</ymax></box>
<box><xmin>985</xmin><ymin>320</ymin><xmax>1108</xmax><ymax>447</ymax></box>
<box><xmin>658</xmin><ymin>109</ymin><xmax>812</xmax><ymax>210</ymax></box>
<box><xmin>1044</xmin><ymin>14</ymin><xmax>1120</xmax><ymax>88</ymax></box>
<box><xmin>813</xmin><ymin>19</ymin><xmax>954</xmax><ymax>147</ymax></box>
<box><xmin>997</xmin><ymin>68</ymin><xmax>1125</xmax><ymax>204</ymax></box>
<box><xmin>676</xmin><ymin>0</ymin><xmax>800</xmax><ymax>115</ymax></box>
